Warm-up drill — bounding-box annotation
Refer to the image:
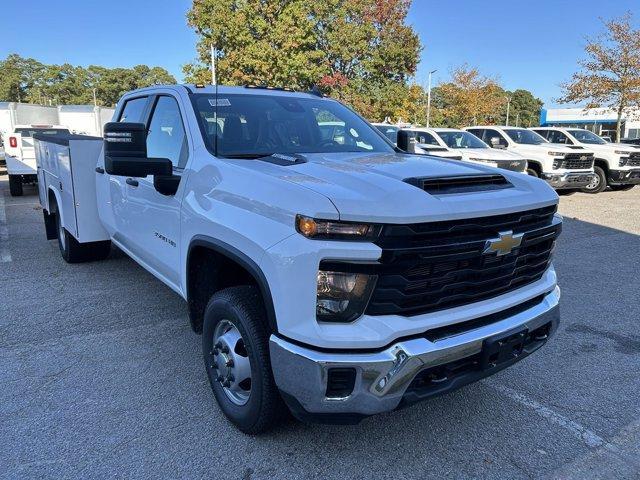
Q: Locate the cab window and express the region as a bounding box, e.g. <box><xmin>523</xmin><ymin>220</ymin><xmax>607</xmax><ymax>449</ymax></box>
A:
<box><xmin>547</xmin><ymin>130</ymin><xmax>572</xmax><ymax>144</ymax></box>
<box><xmin>483</xmin><ymin>129</ymin><xmax>508</xmax><ymax>147</ymax></box>
<box><xmin>415</xmin><ymin>132</ymin><xmax>439</xmax><ymax>145</ymax></box>
<box><xmin>118</xmin><ymin>97</ymin><xmax>148</xmax><ymax>123</ymax></box>
<box><xmin>146</xmin><ymin>96</ymin><xmax>189</xmax><ymax>169</ymax></box>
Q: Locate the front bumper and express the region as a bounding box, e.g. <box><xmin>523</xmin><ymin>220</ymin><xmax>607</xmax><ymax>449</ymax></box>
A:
<box><xmin>542</xmin><ymin>172</ymin><xmax>595</xmax><ymax>189</ymax></box>
<box><xmin>270</xmin><ymin>286</ymin><xmax>560</xmax><ymax>423</ymax></box>
<box><xmin>608</xmin><ymin>169</ymin><xmax>640</xmax><ymax>185</ymax></box>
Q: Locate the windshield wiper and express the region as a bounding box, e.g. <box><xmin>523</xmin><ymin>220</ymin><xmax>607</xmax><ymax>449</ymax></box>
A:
<box><xmin>221</xmin><ymin>153</ymin><xmax>275</xmax><ymax>159</ymax></box>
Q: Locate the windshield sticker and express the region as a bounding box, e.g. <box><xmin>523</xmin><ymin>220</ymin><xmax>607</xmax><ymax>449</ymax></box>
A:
<box><xmin>208</xmin><ymin>98</ymin><xmax>231</xmax><ymax>107</ymax></box>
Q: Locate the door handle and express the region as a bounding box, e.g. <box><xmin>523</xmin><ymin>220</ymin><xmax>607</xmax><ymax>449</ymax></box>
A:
<box><xmin>126</xmin><ymin>178</ymin><xmax>139</xmax><ymax>187</ymax></box>
<box><xmin>95</xmin><ymin>166</ymin><xmax>105</xmax><ymax>174</ymax></box>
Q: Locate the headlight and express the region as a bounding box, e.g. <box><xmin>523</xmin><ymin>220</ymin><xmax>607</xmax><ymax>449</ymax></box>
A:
<box><xmin>547</xmin><ymin>151</ymin><xmax>566</xmax><ymax>157</ymax></box>
<box><xmin>316</xmin><ymin>270</ymin><xmax>377</xmax><ymax>322</ymax></box>
<box><xmin>619</xmin><ymin>157</ymin><xmax>629</xmax><ymax>167</ymax></box>
<box><xmin>296</xmin><ymin>215</ymin><xmax>381</xmax><ymax>241</ymax></box>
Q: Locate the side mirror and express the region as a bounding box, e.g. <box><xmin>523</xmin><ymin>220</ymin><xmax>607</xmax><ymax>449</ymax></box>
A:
<box><xmin>103</xmin><ymin>122</ymin><xmax>172</xmax><ymax>177</ymax></box>
<box><xmin>490</xmin><ymin>137</ymin><xmax>506</xmax><ymax>149</ymax></box>
<box><xmin>397</xmin><ymin>130</ymin><xmax>417</xmax><ymax>153</ymax></box>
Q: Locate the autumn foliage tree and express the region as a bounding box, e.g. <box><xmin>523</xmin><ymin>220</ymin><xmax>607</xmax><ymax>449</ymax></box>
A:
<box><xmin>433</xmin><ymin>65</ymin><xmax>507</xmax><ymax>127</ymax></box>
<box><xmin>185</xmin><ymin>0</ymin><xmax>421</xmax><ymax>120</ymax></box>
<box><xmin>557</xmin><ymin>12</ymin><xmax>640</xmax><ymax>140</ymax></box>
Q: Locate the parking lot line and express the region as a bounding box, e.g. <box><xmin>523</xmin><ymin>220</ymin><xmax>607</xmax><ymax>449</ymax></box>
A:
<box><xmin>0</xmin><ymin>191</ymin><xmax>11</xmax><ymax>263</ymax></box>
<box><xmin>486</xmin><ymin>381</ymin><xmax>611</xmax><ymax>450</ymax></box>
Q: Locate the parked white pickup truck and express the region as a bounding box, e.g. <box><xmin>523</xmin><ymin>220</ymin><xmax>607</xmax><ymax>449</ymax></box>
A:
<box><xmin>465</xmin><ymin>126</ymin><xmax>595</xmax><ymax>190</ymax></box>
<box><xmin>35</xmin><ymin>84</ymin><xmax>562</xmax><ymax>434</ymax></box>
<box><xmin>405</xmin><ymin>127</ymin><xmax>527</xmax><ymax>173</ymax></box>
<box><xmin>5</xmin><ymin>124</ymin><xmax>70</xmax><ymax>196</ymax></box>
<box><xmin>530</xmin><ymin>127</ymin><xmax>640</xmax><ymax>193</ymax></box>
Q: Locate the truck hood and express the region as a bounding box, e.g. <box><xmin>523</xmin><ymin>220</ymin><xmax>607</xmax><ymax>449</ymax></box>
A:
<box><xmin>234</xmin><ymin>152</ymin><xmax>558</xmax><ymax>223</ymax></box>
<box><xmin>458</xmin><ymin>148</ymin><xmax>524</xmax><ymax>161</ymax></box>
<box><xmin>527</xmin><ymin>143</ymin><xmax>594</xmax><ymax>155</ymax></box>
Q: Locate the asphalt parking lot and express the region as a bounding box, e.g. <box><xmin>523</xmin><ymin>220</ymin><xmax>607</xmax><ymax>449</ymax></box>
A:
<box><xmin>1</xmin><ymin>174</ymin><xmax>639</xmax><ymax>480</ymax></box>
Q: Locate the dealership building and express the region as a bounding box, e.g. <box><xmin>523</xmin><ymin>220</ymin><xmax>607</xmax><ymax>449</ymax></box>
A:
<box><xmin>539</xmin><ymin>107</ymin><xmax>640</xmax><ymax>142</ymax></box>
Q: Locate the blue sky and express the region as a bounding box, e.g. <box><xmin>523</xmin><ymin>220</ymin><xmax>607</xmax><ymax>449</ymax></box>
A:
<box><xmin>2</xmin><ymin>0</ymin><xmax>638</xmax><ymax>107</ymax></box>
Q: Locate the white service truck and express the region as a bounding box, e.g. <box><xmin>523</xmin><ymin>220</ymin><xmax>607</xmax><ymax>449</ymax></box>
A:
<box><xmin>530</xmin><ymin>127</ymin><xmax>640</xmax><ymax>193</ymax></box>
<box><xmin>403</xmin><ymin>127</ymin><xmax>528</xmax><ymax>173</ymax></box>
<box><xmin>35</xmin><ymin>84</ymin><xmax>562</xmax><ymax>434</ymax></box>
<box><xmin>5</xmin><ymin>125</ymin><xmax>71</xmax><ymax>196</ymax></box>
<box><xmin>465</xmin><ymin>126</ymin><xmax>596</xmax><ymax>191</ymax></box>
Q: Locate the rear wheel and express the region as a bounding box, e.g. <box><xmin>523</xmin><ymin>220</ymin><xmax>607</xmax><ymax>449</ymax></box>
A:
<box><xmin>51</xmin><ymin>199</ymin><xmax>111</xmax><ymax>263</ymax></box>
<box><xmin>203</xmin><ymin>286</ymin><xmax>287</xmax><ymax>434</ymax></box>
<box><xmin>581</xmin><ymin>166</ymin><xmax>606</xmax><ymax>194</ymax></box>
<box><xmin>8</xmin><ymin>175</ymin><xmax>23</xmax><ymax>196</ymax></box>
<box><xmin>609</xmin><ymin>184</ymin><xmax>635</xmax><ymax>192</ymax></box>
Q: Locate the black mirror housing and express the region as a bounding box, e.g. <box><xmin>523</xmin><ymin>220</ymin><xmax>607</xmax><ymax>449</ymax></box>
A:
<box><xmin>103</xmin><ymin>122</ymin><xmax>173</xmax><ymax>177</ymax></box>
<box><xmin>397</xmin><ymin>130</ymin><xmax>417</xmax><ymax>153</ymax></box>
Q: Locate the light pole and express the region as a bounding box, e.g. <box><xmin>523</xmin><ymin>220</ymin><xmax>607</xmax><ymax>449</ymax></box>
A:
<box><xmin>505</xmin><ymin>95</ymin><xmax>511</xmax><ymax>126</ymax></box>
<box><xmin>426</xmin><ymin>69</ymin><xmax>437</xmax><ymax>128</ymax></box>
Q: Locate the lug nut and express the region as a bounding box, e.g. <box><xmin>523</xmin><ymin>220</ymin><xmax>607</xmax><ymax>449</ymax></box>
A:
<box><xmin>221</xmin><ymin>345</ymin><xmax>229</xmax><ymax>354</ymax></box>
<box><xmin>215</xmin><ymin>342</ymin><xmax>222</xmax><ymax>349</ymax></box>
<box><xmin>216</xmin><ymin>375</ymin><xmax>223</xmax><ymax>382</ymax></box>
<box><xmin>228</xmin><ymin>375</ymin><xmax>235</xmax><ymax>383</ymax></box>
<box><xmin>225</xmin><ymin>359</ymin><xmax>234</xmax><ymax>367</ymax></box>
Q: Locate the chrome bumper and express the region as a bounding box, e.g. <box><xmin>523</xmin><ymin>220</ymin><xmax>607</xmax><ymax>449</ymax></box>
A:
<box><xmin>542</xmin><ymin>172</ymin><xmax>595</xmax><ymax>189</ymax></box>
<box><xmin>269</xmin><ymin>287</ymin><xmax>560</xmax><ymax>421</ymax></box>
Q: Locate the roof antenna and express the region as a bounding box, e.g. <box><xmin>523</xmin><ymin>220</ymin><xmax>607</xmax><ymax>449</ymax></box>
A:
<box><xmin>211</xmin><ymin>43</ymin><xmax>219</xmax><ymax>156</ymax></box>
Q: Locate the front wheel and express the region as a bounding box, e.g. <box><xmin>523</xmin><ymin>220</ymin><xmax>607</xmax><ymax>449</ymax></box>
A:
<box><xmin>581</xmin><ymin>166</ymin><xmax>606</xmax><ymax>194</ymax></box>
<box><xmin>202</xmin><ymin>286</ymin><xmax>287</xmax><ymax>434</ymax></box>
<box><xmin>526</xmin><ymin>168</ymin><xmax>539</xmax><ymax>177</ymax></box>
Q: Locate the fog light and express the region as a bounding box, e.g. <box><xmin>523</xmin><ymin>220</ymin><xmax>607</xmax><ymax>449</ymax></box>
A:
<box><xmin>317</xmin><ymin>271</ymin><xmax>377</xmax><ymax>322</ymax></box>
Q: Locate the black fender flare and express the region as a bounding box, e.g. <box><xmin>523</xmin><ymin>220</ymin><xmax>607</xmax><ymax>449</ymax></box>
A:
<box><xmin>186</xmin><ymin>235</ymin><xmax>278</xmax><ymax>333</ymax></box>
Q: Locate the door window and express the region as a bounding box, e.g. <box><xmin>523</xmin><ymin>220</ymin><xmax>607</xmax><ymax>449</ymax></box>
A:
<box><xmin>483</xmin><ymin>129</ymin><xmax>508</xmax><ymax>147</ymax></box>
<box><xmin>547</xmin><ymin>130</ymin><xmax>572</xmax><ymax>144</ymax></box>
<box><xmin>119</xmin><ymin>97</ymin><xmax>148</xmax><ymax>123</ymax></box>
<box><xmin>415</xmin><ymin>132</ymin><xmax>440</xmax><ymax>145</ymax></box>
<box><xmin>147</xmin><ymin>96</ymin><xmax>188</xmax><ymax>169</ymax></box>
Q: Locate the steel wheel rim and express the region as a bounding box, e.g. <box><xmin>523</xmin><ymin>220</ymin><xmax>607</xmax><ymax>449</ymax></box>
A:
<box><xmin>211</xmin><ymin>320</ymin><xmax>252</xmax><ymax>406</ymax></box>
<box><xmin>587</xmin><ymin>174</ymin><xmax>600</xmax><ymax>190</ymax></box>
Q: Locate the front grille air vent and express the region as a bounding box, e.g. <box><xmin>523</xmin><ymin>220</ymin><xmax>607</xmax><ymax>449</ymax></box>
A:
<box><xmin>405</xmin><ymin>175</ymin><xmax>512</xmax><ymax>195</ymax></box>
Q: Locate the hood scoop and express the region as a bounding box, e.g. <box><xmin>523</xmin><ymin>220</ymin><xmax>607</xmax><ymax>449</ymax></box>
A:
<box><xmin>405</xmin><ymin>174</ymin><xmax>513</xmax><ymax>195</ymax></box>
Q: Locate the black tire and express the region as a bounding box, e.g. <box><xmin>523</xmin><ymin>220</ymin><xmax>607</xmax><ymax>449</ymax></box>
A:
<box><xmin>52</xmin><ymin>200</ymin><xmax>111</xmax><ymax>263</ymax></box>
<box><xmin>557</xmin><ymin>189</ymin><xmax>576</xmax><ymax>196</ymax></box>
<box><xmin>581</xmin><ymin>166</ymin><xmax>606</xmax><ymax>194</ymax></box>
<box><xmin>609</xmin><ymin>184</ymin><xmax>635</xmax><ymax>192</ymax></box>
<box><xmin>526</xmin><ymin>168</ymin><xmax>539</xmax><ymax>178</ymax></box>
<box><xmin>202</xmin><ymin>286</ymin><xmax>287</xmax><ymax>434</ymax></box>
<box><xmin>8</xmin><ymin>175</ymin><xmax>23</xmax><ymax>196</ymax></box>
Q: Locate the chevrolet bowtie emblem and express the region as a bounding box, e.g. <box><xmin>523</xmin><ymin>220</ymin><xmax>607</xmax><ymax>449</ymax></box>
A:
<box><xmin>483</xmin><ymin>230</ymin><xmax>524</xmax><ymax>256</ymax></box>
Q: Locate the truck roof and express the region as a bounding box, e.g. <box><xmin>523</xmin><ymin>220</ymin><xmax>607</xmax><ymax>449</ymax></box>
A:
<box><xmin>125</xmin><ymin>84</ymin><xmax>327</xmax><ymax>101</ymax></box>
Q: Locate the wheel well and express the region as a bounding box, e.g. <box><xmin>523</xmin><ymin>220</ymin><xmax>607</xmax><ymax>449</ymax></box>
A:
<box><xmin>186</xmin><ymin>241</ymin><xmax>277</xmax><ymax>334</ymax></box>
<box><xmin>527</xmin><ymin>161</ymin><xmax>542</xmax><ymax>176</ymax></box>
<box><xmin>594</xmin><ymin>158</ymin><xmax>608</xmax><ymax>173</ymax></box>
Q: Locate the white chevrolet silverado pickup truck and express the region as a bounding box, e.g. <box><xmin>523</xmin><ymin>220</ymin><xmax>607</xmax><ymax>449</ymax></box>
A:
<box><xmin>465</xmin><ymin>126</ymin><xmax>595</xmax><ymax>191</ymax></box>
<box><xmin>404</xmin><ymin>127</ymin><xmax>528</xmax><ymax>173</ymax></box>
<box><xmin>5</xmin><ymin>124</ymin><xmax>71</xmax><ymax>196</ymax></box>
<box><xmin>530</xmin><ymin>127</ymin><xmax>640</xmax><ymax>193</ymax></box>
<box><xmin>34</xmin><ymin>84</ymin><xmax>562</xmax><ymax>434</ymax></box>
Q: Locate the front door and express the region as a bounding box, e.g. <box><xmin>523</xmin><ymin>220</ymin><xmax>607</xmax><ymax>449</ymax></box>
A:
<box><xmin>121</xmin><ymin>94</ymin><xmax>190</xmax><ymax>289</ymax></box>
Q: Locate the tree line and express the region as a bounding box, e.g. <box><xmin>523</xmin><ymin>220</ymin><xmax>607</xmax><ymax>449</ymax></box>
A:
<box><xmin>0</xmin><ymin>54</ymin><xmax>175</xmax><ymax>106</ymax></box>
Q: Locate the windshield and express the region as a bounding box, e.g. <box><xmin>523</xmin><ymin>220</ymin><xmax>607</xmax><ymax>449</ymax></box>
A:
<box><xmin>436</xmin><ymin>130</ymin><xmax>488</xmax><ymax>149</ymax></box>
<box><xmin>567</xmin><ymin>129</ymin><xmax>607</xmax><ymax>145</ymax></box>
<box><xmin>374</xmin><ymin>125</ymin><xmax>399</xmax><ymax>144</ymax></box>
<box><xmin>504</xmin><ymin>128</ymin><xmax>547</xmax><ymax>145</ymax></box>
<box><xmin>15</xmin><ymin>128</ymin><xmax>70</xmax><ymax>138</ymax></box>
<box><xmin>193</xmin><ymin>94</ymin><xmax>394</xmax><ymax>158</ymax></box>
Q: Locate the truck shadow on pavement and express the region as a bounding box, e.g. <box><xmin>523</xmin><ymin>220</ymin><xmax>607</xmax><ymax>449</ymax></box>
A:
<box><xmin>1</xmin><ymin>180</ymin><xmax>639</xmax><ymax>479</ymax></box>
